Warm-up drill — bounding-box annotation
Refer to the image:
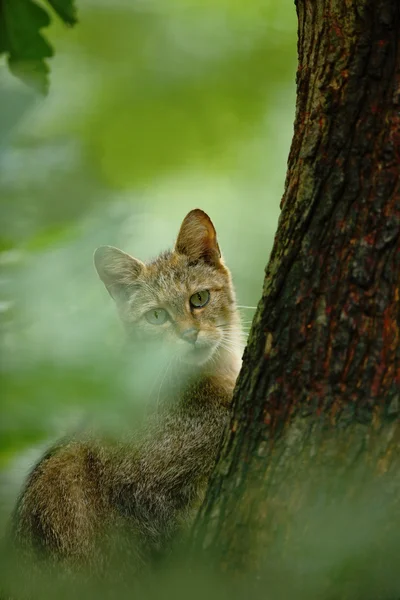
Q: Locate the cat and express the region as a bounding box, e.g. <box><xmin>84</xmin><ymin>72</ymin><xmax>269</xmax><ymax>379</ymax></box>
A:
<box><xmin>10</xmin><ymin>209</ymin><xmax>243</xmax><ymax>580</ymax></box>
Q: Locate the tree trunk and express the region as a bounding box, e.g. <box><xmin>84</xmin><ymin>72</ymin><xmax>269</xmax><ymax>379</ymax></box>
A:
<box><xmin>192</xmin><ymin>0</ymin><xmax>400</xmax><ymax>595</ymax></box>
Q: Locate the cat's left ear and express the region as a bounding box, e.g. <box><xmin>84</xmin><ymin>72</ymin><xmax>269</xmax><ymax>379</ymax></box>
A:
<box><xmin>175</xmin><ymin>209</ymin><xmax>222</xmax><ymax>267</ymax></box>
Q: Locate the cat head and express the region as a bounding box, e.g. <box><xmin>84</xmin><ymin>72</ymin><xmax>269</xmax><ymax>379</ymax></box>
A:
<box><xmin>94</xmin><ymin>209</ymin><xmax>240</xmax><ymax>367</ymax></box>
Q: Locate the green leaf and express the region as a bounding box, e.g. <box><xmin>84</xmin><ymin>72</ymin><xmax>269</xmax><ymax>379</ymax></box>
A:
<box><xmin>46</xmin><ymin>0</ymin><xmax>77</xmax><ymax>26</ymax></box>
<box><xmin>0</xmin><ymin>0</ymin><xmax>78</xmax><ymax>93</ymax></box>
<box><xmin>0</xmin><ymin>0</ymin><xmax>53</xmax><ymax>93</ymax></box>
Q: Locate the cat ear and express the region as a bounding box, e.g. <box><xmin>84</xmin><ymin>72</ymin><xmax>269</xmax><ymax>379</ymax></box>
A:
<box><xmin>175</xmin><ymin>209</ymin><xmax>222</xmax><ymax>267</ymax></box>
<box><xmin>94</xmin><ymin>245</ymin><xmax>144</xmax><ymax>301</ymax></box>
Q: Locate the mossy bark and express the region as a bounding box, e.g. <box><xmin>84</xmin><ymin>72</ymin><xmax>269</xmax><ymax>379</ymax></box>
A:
<box><xmin>192</xmin><ymin>0</ymin><xmax>400</xmax><ymax>592</ymax></box>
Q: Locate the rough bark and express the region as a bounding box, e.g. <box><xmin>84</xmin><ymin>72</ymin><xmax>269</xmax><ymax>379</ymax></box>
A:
<box><xmin>192</xmin><ymin>0</ymin><xmax>400</xmax><ymax>593</ymax></box>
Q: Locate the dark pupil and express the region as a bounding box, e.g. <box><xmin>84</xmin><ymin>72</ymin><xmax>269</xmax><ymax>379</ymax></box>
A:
<box><xmin>154</xmin><ymin>310</ymin><xmax>159</xmax><ymax>319</ymax></box>
<box><xmin>197</xmin><ymin>293</ymin><xmax>202</xmax><ymax>303</ymax></box>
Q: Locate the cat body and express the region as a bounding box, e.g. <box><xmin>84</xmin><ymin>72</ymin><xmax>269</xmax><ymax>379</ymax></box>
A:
<box><xmin>11</xmin><ymin>210</ymin><xmax>243</xmax><ymax>574</ymax></box>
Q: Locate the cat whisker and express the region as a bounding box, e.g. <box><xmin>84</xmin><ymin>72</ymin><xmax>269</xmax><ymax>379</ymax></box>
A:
<box><xmin>218</xmin><ymin>339</ymin><xmax>242</xmax><ymax>357</ymax></box>
<box><xmin>217</xmin><ymin>345</ymin><xmax>237</xmax><ymax>359</ymax></box>
<box><xmin>216</xmin><ymin>325</ymin><xmax>247</xmax><ymax>336</ymax></box>
<box><xmin>156</xmin><ymin>355</ymin><xmax>175</xmax><ymax>409</ymax></box>
<box><xmin>146</xmin><ymin>357</ymin><xmax>170</xmax><ymax>402</ymax></box>
<box><xmin>220</xmin><ymin>330</ymin><xmax>248</xmax><ymax>344</ymax></box>
<box><xmin>221</xmin><ymin>324</ymin><xmax>248</xmax><ymax>334</ymax></box>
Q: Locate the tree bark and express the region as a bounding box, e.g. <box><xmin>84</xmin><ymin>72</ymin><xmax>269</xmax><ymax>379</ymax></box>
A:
<box><xmin>192</xmin><ymin>0</ymin><xmax>400</xmax><ymax>594</ymax></box>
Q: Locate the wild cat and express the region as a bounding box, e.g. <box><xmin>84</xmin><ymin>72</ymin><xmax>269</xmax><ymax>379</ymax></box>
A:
<box><xmin>11</xmin><ymin>209</ymin><xmax>243</xmax><ymax>575</ymax></box>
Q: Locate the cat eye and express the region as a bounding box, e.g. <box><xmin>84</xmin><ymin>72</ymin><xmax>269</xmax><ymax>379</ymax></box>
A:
<box><xmin>190</xmin><ymin>290</ymin><xmax>210</xmax><ymax>308</ymax></box>
<box><xmin>145</xmin><ymin>308</ymin><xmax>168</xmax><ymax>325</ymax></box>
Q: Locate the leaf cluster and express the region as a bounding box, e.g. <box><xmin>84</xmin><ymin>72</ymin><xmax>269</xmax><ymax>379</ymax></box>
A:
<box><xmin>0</xmin><ymin>0</ymin><xmax>77</xmax><ymax>93</ymax></box>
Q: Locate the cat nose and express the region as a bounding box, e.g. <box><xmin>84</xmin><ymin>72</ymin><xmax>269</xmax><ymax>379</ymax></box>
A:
<box><xmin>180</xmin><ymin>328</ymin><xmax>198</xmax><ymax>344</ymax></box>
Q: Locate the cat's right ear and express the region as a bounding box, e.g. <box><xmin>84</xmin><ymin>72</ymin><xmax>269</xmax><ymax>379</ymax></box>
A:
<box><xmin>94</xmin><ymin>246</ymin><xmax>144</xmax><ymax>301</ymax></box>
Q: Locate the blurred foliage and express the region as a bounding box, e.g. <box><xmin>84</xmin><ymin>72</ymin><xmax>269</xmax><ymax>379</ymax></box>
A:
<box><xmin>0</xmin><ymin>0</ymin><xmax>77</xmax><ymax>93</ymax></box>
<box><xmin>0</xmin><ymin>0</ymin><xmax>297</xmax><ymax>541</ymax></box>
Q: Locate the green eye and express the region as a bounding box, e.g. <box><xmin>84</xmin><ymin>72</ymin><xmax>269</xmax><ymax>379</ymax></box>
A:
<box><xmin>145</xmin><ymin>308</ymin><xmax>168</xmax><ymax>325</ymax></box>
<box><xmin>190</xmin><ymin>290</ymin><xmax>210</xmax><ymax>308</ymax></box>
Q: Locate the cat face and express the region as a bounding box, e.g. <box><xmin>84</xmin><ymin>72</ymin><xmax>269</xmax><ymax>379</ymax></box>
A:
<box><xmin>94</xmin><ymin>210</ymin><xmax>239</xmax><ymax>367</ymax></box>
